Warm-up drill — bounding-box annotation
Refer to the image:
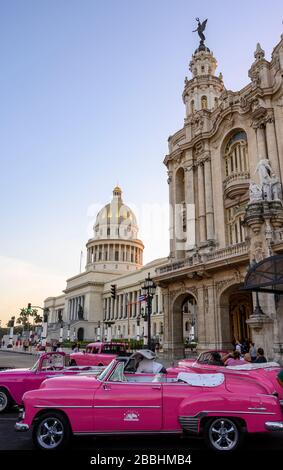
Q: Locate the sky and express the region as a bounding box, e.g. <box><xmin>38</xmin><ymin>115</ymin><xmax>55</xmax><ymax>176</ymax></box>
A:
<box><xmin>0</xmin><ymin>0</ymin><xmax>282</xmax><ymax>325</ymax></box>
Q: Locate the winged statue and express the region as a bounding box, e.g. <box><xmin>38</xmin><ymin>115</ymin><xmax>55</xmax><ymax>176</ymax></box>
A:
<box><xmin>193</xmin><ymin>18</ymin><xmax>208</xmax><ymax>44</ymax></box>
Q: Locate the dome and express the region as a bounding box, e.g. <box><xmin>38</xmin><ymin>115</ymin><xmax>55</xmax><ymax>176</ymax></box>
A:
<box><xmin>94</xmin><ymin>186</ymin><xmax>138</xmax><ymax>240</ymax></box>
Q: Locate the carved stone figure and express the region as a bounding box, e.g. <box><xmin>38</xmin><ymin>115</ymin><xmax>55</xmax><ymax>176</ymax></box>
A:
<box><xmin>255</xmin><ymin>159</ymin><xmax>272</xmax><ymax>184</ymax></box>
<box><xmin>271</xmin><ymin>174</ymin><xmax>283</xmax><ymax>200</ymax></box>
<box><xmin>249</xmin><ymin>182</ymin><xmax>263</xmax><ymax>201</ymax></box>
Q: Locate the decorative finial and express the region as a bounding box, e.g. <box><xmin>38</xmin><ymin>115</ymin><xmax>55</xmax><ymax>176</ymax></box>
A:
<box><xmin>254</xmin><ymin>43</ymin><xmax>265</xmax><ymax>61</ymax></box>
<box><xmin>219</xmin><ymin>72</ymin><xmax>223</xmax><ymax>81</ymax></box>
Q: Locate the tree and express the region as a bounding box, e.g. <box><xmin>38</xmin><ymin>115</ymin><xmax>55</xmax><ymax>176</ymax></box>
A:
<box><xmin>16</xmin><ymin>307</ymin><xmax>42</xmax><ymax>333</ymax></box>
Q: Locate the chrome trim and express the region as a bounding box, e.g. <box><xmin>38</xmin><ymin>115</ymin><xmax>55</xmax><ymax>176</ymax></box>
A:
<box><xmin>15</xmin><ymin>422</ymin><xmax>29</xmax><ymax>432</ymax></box>
<box><xmin>178</xmin><ymin>416</ymin><xmax>199</xmax><ymax>434</ymax></box>
<box><xmin>248</xmin><ymin>407</ymin><xmax>267</xmax><ymax>411</ymax></box>
<box><xmin>73</xmin><ymin>430</ymin><xmax>182</xmax><ymax>436</ymax></box>
<box><xmin>93</xmin><ymin>405</ymin><xmax>161</xmax><ymax>409</ymax></box>
<box><xmin>265</xmin><ymin>421</ymin><xmax>283</xmax><ymax>431</ymax></box>
<box><xmin>201</xmin><ymin>410</ymin><xmax>276</xmax><ymax>415</ymax></box>
<box><xmin>33</xmin><ymin>405</ymin><xmax>93</xmax><ymax>409</ymax></box>
<box><xmin>33</xmin><ymin>404</ymin><xmax>160</xmax><ymax>409</ymax></box>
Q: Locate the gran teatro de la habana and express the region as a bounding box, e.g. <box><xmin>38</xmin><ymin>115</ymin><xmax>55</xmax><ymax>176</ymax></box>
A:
<box><xmin>45</xmin><ymin>26</ymin><xmax>283</xmax><ymax>364</ymax></box>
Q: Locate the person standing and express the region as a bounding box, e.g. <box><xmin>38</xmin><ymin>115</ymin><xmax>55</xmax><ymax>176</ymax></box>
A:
<box><xmin>254</xmin><ymin>347</ymin><xmax>267</xmax><ymax>363</ymax></box>
<box><xmin>249</xmin><ymin>342</ymin><xmax>257</xmax><ymax>362</ymax></box>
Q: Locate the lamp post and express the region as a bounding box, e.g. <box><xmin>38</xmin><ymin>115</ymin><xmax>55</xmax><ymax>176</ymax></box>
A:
<box><xmin>141</xmin><ymin>272</ymin><xmax>156</xmax><ymax>351</ymax></box>
<box><xmin>136</xmin><ymin>315</ymin><xmax>141</xmax><ymax>341</ymax></box>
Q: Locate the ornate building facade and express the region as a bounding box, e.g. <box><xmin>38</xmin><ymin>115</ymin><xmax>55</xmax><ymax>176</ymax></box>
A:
<box><xmin>45</xmin><ymin>31</ymin><xmax>283</xmax><ymax>363</ymax></box>
<box><xmin>155</xmin><ymin>34</ymin><xmax>283</xmax><ymax>362</ymax></box>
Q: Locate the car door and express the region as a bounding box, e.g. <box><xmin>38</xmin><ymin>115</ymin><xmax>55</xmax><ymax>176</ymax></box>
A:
<box><xmin>93</xmin><ymin>363</ymin><xmax>162</xmax><ymax>432</ymax></box>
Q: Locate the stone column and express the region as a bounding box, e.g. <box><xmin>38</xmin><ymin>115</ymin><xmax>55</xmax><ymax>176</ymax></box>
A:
<box><xmin>197</xmin><ymin>162</ymin><xmax>206</xmax><ymax>243</ymax></box>
<box><xmin>256</xmin><ymin>124</ymin><xmax>267</xmax><ymax>160</ymax></box>
<box><xmin>204</xmin><ymin>158</ymin><xmax>214</xmax><ymax>240</ymax></box>
<box><xmin>168</xmin><ymin>169</ymin><xmax>175</xmax><ymax>257</ymax></box>
<box><xmin>265</xmin><ymin>116</ymin><xmax>281</xmax><ymax>180</ymax></box>
<box><xmin>184</xmin><ymin>161</ymin><xmax>196</xmax><ymax>250</ymax></box>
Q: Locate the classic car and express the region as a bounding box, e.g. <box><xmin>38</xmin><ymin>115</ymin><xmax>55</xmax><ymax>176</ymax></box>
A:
<box><xmin>15</xmin><ymin>358</ymin><xmax>283</xmax><ymax>452</ymax></box>
<box><xmin>70</xmin><ymin>341</ymin><xmax>129</xmax><ymax>366</ymax></box>
<box><xmin>0</xmin><ymin>352</ymin><xmax>102</xmax><ymax>413</ymax></box>
<box><xmin>171</xmin><ymin>350</ymin><xmax>283</xmax><ymax>400</ymax></box>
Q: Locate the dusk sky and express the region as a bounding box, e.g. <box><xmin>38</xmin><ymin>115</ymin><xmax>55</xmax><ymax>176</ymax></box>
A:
<box><xmin>0</xmin><ymin>0</ymin><xmax>282</xmax><ymax>325</ymax></box>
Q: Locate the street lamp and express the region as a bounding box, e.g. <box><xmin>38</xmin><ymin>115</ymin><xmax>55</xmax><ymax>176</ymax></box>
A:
<box><xmin>141</xmin><ymin>272</ymin><xmax>156</xmax><ymax>351</ymax></box>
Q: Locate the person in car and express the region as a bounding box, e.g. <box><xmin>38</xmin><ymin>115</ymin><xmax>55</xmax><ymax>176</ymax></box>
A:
<box><xmin>134</xmin><ymin>350</ymin><xmax>166</xmax><ymax>373</ymax></box>
<box><xmin>208</xmin><ymin>352</ymin><xmax>224</xmax><ymax>366</ymax></box>
<box><xmin>254</xmin><ymin>347</ymin><xmax>267</xmax><ymax>363</ymax></box>
<box><xmin>224</xmin><ymin>350</ymin><xmax>245</xmax><ymax>366</ymax></box>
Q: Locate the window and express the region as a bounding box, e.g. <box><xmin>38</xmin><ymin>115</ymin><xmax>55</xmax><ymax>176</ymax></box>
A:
<box><xmin>224</xmin><ymin>131</ymin><xmax>248</xmax><ymax>177</ymax></box>
<box><xmin>226</xmin><ymin>205</ymin><xmax>246</xmax><ymax>245</ymax></box>
<box><xmin>190</xmin><ymin>100</ymin><xmax>195</xmax><ymax>114</ymax></box>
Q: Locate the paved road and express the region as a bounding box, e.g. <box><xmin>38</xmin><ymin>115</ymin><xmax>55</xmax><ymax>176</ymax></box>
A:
<box><xmin>1</xmin><ymin>409</ymin><xmax>283</xmax><ymax>452</ymax></box>
<box><xmin>0</xmin><ymin>351</ymin><xmax>38</xmax><ymax>369</ymax></box>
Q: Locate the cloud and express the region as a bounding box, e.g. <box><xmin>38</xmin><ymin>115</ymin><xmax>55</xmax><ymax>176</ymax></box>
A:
<box><xmin>0</xmin><ymin>255</ymin><xmax>66</xmax><ymax>326</ymax></box>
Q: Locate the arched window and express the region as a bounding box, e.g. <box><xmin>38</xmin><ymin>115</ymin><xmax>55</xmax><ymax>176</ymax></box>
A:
<box><xmin>190</xmin><ymin>100</ymin><xmax>195</xmax><ymax>114</ymax></box>
<box><xmin>214</xmin><ymin>97</ymin><xmax>218</xmax><ymax>108</ymax></box>
<box><xmin>226</xmin><ymin>204</ymin><xmax>246</xmax><ymax>245</ymax></box>
<box><xmin>201</xmin><ymin>96</ymin><xmax>207</xmax><ymax>109</ymax></box>
<box><xmin>224</xmin><ymin>131</ymin><xmax>249</xmax><ymax>177</ymax></box>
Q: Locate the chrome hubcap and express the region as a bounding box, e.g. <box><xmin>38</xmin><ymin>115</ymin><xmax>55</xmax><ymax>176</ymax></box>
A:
<box><xmin>209</xmin><ymin>418</ymin><xmax>238</xmax><ymax>451</ymax></box>
<box><xmin>37</xmin><ymin>417</ymin><xmax>64</xmax><ymax>449</ymax></box>
<box><xmin>0</xmin><ymin>392</ymin><xmax>8</xmax><ymax>412</ymax></box>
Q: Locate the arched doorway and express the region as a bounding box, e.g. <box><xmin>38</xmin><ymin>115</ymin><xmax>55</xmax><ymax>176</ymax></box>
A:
<box><xmin>77</xmin><ymin>327</ymin><xmax>84</xmax><ymax>342</ymax></box>
<box><xmin>219</xmin><ymin>284</ymin><xmax>253</xmax><ymax>347</ymax></box>
<box><xmin>170</xmin><ymin>292</ymin><xmax>198</xmax><ymax>357</ymax></box>
<box><xmin>229</xmin><ymin>292</ymin><xmax>253</xmax><ymax>343</ymax></box>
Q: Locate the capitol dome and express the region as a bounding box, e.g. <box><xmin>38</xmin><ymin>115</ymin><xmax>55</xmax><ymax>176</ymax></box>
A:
<box><xmin>94</xmin><ymin>186</ymin><xmax>138</xmax><ymax>240</ymax></box>
<box><xmin>86</xmin><ymin>186</ymin><xmax>144</xmax><ymax>273</ymax></box>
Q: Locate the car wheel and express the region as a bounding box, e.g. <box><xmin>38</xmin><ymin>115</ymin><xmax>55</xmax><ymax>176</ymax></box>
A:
<box><xmin>32</xmin><ymin>412</ymin><xmax>71</xmax><ymax>451</ymax></box>
<box><xmin>98</xmin><ymin>363</ymin><xmax>104</xmax><ymax>366</ymax></box>
<box><xmin>0</xmin><ymin>388</ymin><xmax>11</xmax><ymax>413</ymax></box>
<box><xmin>204</xmin><ymin>417</ymin><xmax>242</xmax><ymax>452</ymax></box>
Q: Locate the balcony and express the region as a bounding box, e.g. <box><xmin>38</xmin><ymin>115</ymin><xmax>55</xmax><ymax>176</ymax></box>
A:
<box><xmin>223</xmin><ymin>172</ymin><xmax>250</xmax><ymax>199</ymax></box>
<box><xmin>155</xmin><ymin>242</ymin><xmax>248</xmax><ymax>276</ymax></box>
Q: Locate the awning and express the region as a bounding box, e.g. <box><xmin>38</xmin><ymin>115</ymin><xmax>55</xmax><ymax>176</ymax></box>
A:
<box><xmin>243</xmin><ymin>255</ymin><xmax>283</xmax><ymax>294</ymax></box>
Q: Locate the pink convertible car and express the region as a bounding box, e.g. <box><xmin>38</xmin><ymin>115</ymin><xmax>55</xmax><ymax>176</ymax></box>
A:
<box><xmin>173</xmin><ymin>350</ymin><xmax>283</xmax><ymax>400</ymax></box>
<box><xmin>16</xmin><ymin>358</ymin><xmax>283</xmax><ymax>452</ymax></box>
<box><xmin>0</xmin><ymin>352</ymin><xmax>102</xmax><ymax>413</ymax></box>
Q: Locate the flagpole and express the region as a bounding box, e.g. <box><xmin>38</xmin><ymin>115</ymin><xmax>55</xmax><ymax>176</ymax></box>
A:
<box><xmin>79</xmin><ymin>250</ymin><xmax>83</xmax><ymax>273</ymax></box>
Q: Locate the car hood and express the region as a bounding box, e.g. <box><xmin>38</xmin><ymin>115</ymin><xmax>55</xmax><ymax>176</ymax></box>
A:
<box><xmin>0</xmin><ymin>368</ymin><xmax>30</xmax><ymax>376</ymax></box>
<box><xmin>39</xmin><ymin>374</ymin><xmax>100</xmax><ymax>390</ymax></box>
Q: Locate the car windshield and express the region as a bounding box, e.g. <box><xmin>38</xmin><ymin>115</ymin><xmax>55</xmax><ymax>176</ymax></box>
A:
<box><xmin>96</xmin><ymin>359</ymin><xmax>116</xmax><ymax>381</ymax></box>
<box><xmin>30</xmin><ymin>358</ymin><xmax>40</xmax><ymax>371</ymax></box>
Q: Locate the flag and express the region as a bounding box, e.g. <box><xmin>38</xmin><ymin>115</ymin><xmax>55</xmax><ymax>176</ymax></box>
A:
<box><xmin>138</xmin><ymin>294</ymin><xmax>147</xmax><ymax>302</ymax></box>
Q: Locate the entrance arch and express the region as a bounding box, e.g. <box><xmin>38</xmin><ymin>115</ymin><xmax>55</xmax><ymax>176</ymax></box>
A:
<box><xmin>77</xmin><ymin>327</ymin><xmax>84</xmax><ymax>342</ymax></box>
<box><xmin>219</xmin><ymin>284</ymin><xmax>253</xmax><ymax>347</ymax></box>
<box><xmin>170</xmin><ymin>292</ymin><xmax>198</xmax><ymax>357</ymax></box>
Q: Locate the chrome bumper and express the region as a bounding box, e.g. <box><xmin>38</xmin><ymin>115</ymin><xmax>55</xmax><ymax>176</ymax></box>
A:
<box><xmin>15</xmin><ymin>422</ymin><xmax>29</xmax><ymax>432</ymax></box>
<box><xmin>265</xmin><ymin>421</ymin><xmax>283</xmax><ymax>431</ymax></box>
